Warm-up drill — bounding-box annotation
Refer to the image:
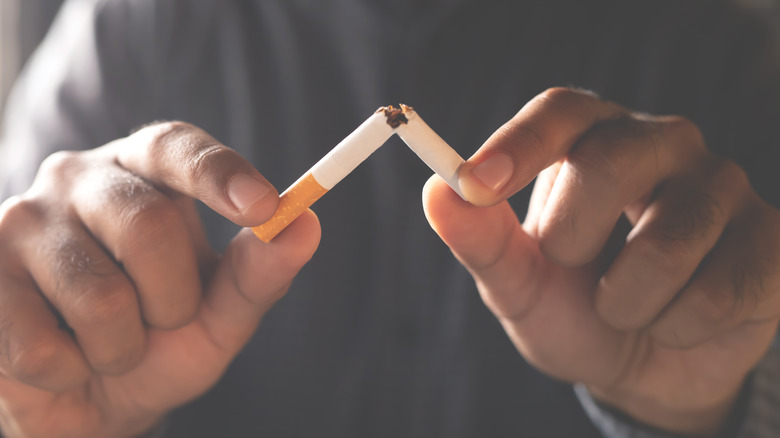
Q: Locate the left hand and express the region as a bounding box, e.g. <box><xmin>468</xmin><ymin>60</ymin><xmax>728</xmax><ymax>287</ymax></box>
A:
<box><xmin>0</xmin><ymin>122</ymin><xmax>321</xmax><ymax>438</ymax></box>
<box><xmin>423</xmin><ymin>87</ymin><xmax>780</xmax><ymax>436</ymax></box>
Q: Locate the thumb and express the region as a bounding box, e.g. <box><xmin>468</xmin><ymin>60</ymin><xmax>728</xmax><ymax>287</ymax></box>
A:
<box><xmin>425</xmin><ymin>175</ymin><xmax>627</xmax><ymax>385</ymax></box>
<box><xmin>423</xmin><ymin>175</ymin><xmax>543</xmax><ymax>321</ymax></box>
<box><xmin>115</xmin><ymin>121</ymin><xmax>279</xmax><ymax>227</ymax></box>
<box><xmin>197</xmin><ymin>210</ymin><xmax>321</xmax><ymax>355</ymax></box>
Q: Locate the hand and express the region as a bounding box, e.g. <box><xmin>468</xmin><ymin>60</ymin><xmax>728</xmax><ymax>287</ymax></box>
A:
<box><xmin>0</xmin><ymin>122</ymin><xmax>321</xmax><ymax>437</ymax></box>
<box><xmin>423</xmin><ymin>88</ymin><xmax>780</xmax><ymax>436</ymax></box>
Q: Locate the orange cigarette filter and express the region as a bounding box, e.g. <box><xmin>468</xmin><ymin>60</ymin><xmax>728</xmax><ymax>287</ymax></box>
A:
<box><xmin>251</xmin><ymin>104</ymin><xmax>466</xmax><ymax>242</ymax></box>
<box><xmin>251</xmin><ymin>172</ymin><xmax>328</xmax><ymax>242</ymax></box>
<box><xmin>251</xmin><ymin>109</ymin><xmax>395</xmax><ymax>242</ymax></box>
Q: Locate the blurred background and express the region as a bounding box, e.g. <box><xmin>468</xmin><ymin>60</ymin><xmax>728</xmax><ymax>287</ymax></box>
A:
<box><xmin>0</xmin><ymin>0</ymin><xmax>65</xmax><ymax>123</ymax></box>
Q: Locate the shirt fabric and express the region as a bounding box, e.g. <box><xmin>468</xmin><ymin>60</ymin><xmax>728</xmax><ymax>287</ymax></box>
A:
<box><xmin>1</xmin><ymin>1</ymin><xmax>780</xmax><ymax>437</ymax></box>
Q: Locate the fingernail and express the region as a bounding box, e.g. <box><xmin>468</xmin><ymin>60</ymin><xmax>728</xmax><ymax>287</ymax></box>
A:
<box><xmin>227</xmin><ymin>174</ymin><xmax>270</xmax><ymax>212</ymax></box>
<box><xmin>471</xmin><ymin>152</ymin><xmax>514</xmax><ymax>192</ymax></box>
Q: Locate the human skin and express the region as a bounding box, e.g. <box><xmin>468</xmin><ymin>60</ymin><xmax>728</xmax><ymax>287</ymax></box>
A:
<box><xmin>1</xmin><ymin>88</ymin><xmax>778</xmax><ymax>437</ymax></box>
<box><xmin>0</xmin><ymin>122</ymin><xmax>321</xmax><ymax>437</ymax></box>
<box><xmin>423</xmin><ymin>87</ymin><xmax>780</xmax><ymax>436</ymax></box>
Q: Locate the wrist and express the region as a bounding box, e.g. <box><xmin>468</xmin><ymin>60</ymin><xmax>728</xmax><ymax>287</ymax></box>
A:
<box><xmin>585</xmin><ymin>379</ymin><xmax>746</xmax><ymax>437</ymax></box>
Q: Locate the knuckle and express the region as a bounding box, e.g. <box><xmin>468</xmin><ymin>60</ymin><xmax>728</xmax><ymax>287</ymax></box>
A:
<box><xmin>568</xmin><ymin>139</ymin><xmax>627</xmax><ymax>187</ymax></box>
<box><xmin>537</xmin><ymin>86</ymin><xmax>589</xmax><ymax>108</ymax></box>
<box><xmin>120</xmin><ymin>196</ymin><xmax>181</xmax><ymax>248</ymax></box>
<box><xmin>152</xmin><ymin>305</ymin><xmax>197</xmax><ymax>330</ymax></box>
<box><xmin>71</xmin><ymin>278</ymin><xmax>137</xmax><ymax>328</ymax></box>
<box><xmin>186</xmin><ymin>144</ymin><xmax>234</xmax><ymax>189</ymax></box>
<box><xmin>673</xmin><ymin>192</ymin><xmax>721</xmax><ymax>242</ymax></box>
<box><xmin>150</xmin><ymin>301</ymin><xmax>199</xmax><ymax>330</ymax></box>
<box><xmin>90</xmin><ymin>341</ymin><xmax>142</xmax><ymax>375</ymax></box>
<box><xmin>140</xmin><ymin>120</ymin><xmax>228</xmax><ymax>183</ymax></box>
<box><xmin>38</xmin><ymin>150</ymin><xmax>82</xmax><ymax>179</ymax></box>
<box><xmin>50</xmin><ymin>237</ymin><xmax>114</xmax><ymax>296</ymax></box>
<box><xmin>0</xmin><ymin>196</ymin><xmax>44</xmax><ymax>235</ymax></box>
<box><xmin>496</xmin><ymin>122</ymin><xmax>544</xmax><ymax>155</ymax></box>
<box><xmin>569</xmin><ymin>117</ymin><xmax>654</xmax><ymax>187</ymax></box>
<box><xmin>664</xmin><ymin>116</ymin><xmax>706</xmax><ymax>152</ymax></box>
<box><xmin>101</xmin><ymin>171</ymin><xmax>156</xmax><ymax>205</ymax></box>
<box><xmin>134</xmin><ymin>119</ymin><xmax>191</xmax><ymax>135</ymax></box>
<box><xmin>655</xmin><ymin>199</ymin><xmax>716</xmax><ymax>244</ymax></box>
<box><xmin>630</xmin><ymin>235</ymin><xmax>693</xmax><ymax>282</ymax></box>
<box><xmin>533</xmin><ymin>87</ymin><xmax>590</xmax><ymax>118</ymax></box>
<box><xmin>145</xmin><ymin>121</ymin><xmax>198</xmax><ymax>144</ymax></box>
<box><xmin>93</xmin><ymin>353</ymin><xmax>139</xmax><ymax>375</ymax></box>
<box><xmin>139</xmin><ymin>120</ymin><xmax>198</xmax><ymax>162</ymax></box>
<box><xmin>712</xmin><ymin>157</ymin><xmax>750</xmax><ymax>193</ymax></box>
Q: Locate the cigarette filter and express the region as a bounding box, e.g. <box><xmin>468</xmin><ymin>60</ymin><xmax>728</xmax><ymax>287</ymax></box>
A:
<box><xmin>252</xmin><ymin>105</ymin><xmax>465</xmax><ymax>242</ymax></box>
<box><xmin>252</xmin><ymin>112</ymin><xmax>393</xmax><ymax>241</ymax></box>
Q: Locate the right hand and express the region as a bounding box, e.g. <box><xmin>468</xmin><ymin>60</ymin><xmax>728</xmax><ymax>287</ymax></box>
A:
<box><xmin>0</xmin><ymin>122</ymin><xmax>321</xmax><ymax>438</ymax></box>
<box><xmin>424</xmin><ymin>88</ymin><xmax>780</xmax><ymax>435</ymax></box>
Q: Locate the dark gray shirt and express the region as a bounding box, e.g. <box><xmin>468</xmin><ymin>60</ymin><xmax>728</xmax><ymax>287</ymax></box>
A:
<box><xmin>2</xmin><ymin>1</ymin><xmax>780</xmax><ymax>437</ymax></box>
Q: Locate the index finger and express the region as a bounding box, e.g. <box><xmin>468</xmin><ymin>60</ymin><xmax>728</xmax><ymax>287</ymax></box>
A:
<box><xmin>458</xmin><ymin>88</ymin><xmax>624</xmax><ymax>206</ymax></box>
<box><xmin>113</xmin><ymin>121</ymin><xmax>279</xmax><ymax>227</ymax></box>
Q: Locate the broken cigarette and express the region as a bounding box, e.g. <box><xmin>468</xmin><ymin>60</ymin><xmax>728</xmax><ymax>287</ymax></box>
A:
<box><xmin>394</xmin><ymin>105</ymin><xmax>466</xmax><ymax>200</ymax></box>
<box><xmin>252</xmin><ymin>104</ymin><xmax>465</xmax><ymax>242</ymax></box>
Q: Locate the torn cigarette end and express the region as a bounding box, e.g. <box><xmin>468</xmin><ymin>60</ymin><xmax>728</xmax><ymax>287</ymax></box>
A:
<box><xmin>393</xmin><ymin>105</ymin><xmax>467</xmax><ymax>200</ymax></box>
<box><xmin>377</xmin><ymin>105</ymin><xmax>410</xmax><ymax>128</ymax></box>
<box><xmin>251</xmin><ymin>172</ymin><xmax>328</xmax><ymax>242</ymax></box>
<box><xmin>253</xmin><ymin>103</ymin><xmax>465</xmax><ymax>242</ymax></box>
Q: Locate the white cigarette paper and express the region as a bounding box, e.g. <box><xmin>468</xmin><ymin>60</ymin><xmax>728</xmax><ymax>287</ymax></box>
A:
<box><xmin>311</xmin><ymin>112</ymin><xmax>394</xmax><ymax>189</ymax></box>
<box><xmin>395</xmin><ymin>107</ymin><xmax>466</xmax><ymax>199</ymax></box>
<box><xmin>252</xmin><ymin>104</ymin><xmax>466</xmax><ymax>242</ymax></box>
